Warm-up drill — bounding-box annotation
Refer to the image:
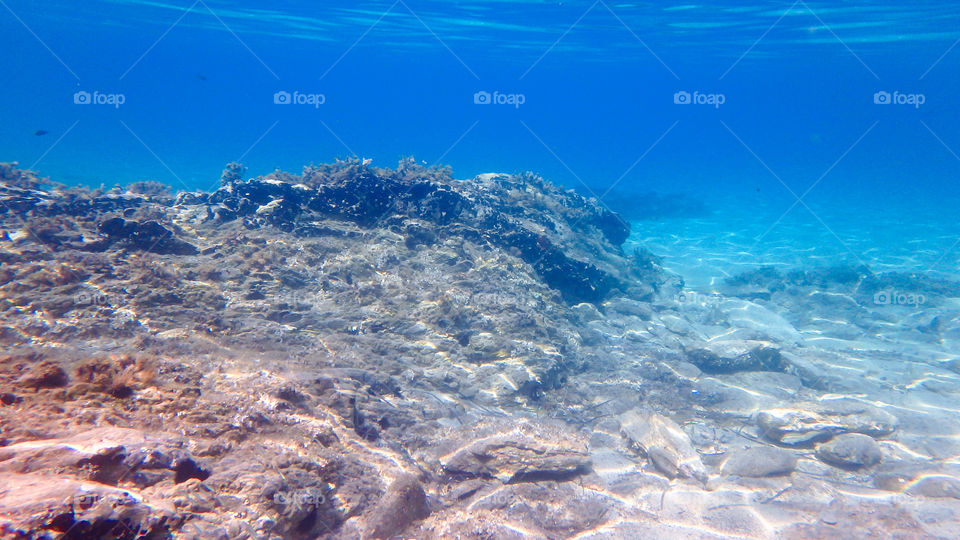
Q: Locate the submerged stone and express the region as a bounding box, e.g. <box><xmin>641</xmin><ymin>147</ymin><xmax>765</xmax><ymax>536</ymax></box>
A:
<box><xmin>757</xmin><ymin>399</ymin><xmax>898</xmax><ymax>446</ymax></box>
<box><xmin>906</xmin><ymin>476</ymin><xmax>960</xmax><ymax>499</ymax></box>
<box><xmin>619</xmin><ymin>410</ymin><xmax>707</xmax><ymax>483</ymax></box>
<box><xmin>439</xmin><ymin>420</ymin><xmax>591</xmax><ymax>484</ymax></box>
<box><xmin>94</xmin><ymin>217</ymin><xmax>198</xmax><ymax>255</ymax></box>
<box><xmin>721</xmin><ymin>446</ymin><xmax>798</xmax><ymax>477</ymax></box>
<box><xmin>815</xmin><ymin>433</ymin><xmax>883</xmax><ymax>469</ymax></box>
<box><xmin>685</xmin><ymin>340</ymin><xmax>786</xmax><ymax>374</ymax></box>
<box><xmin>363</xmin><ymin>474</ymin><xmax>430</xmax><ymax>539</ymax></box>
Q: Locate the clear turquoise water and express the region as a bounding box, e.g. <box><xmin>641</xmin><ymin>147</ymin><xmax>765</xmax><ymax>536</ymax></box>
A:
<box><xmin>2</xmin><ymin>1</ymin><xmax>959</xmax><ymax>250</ymax></box>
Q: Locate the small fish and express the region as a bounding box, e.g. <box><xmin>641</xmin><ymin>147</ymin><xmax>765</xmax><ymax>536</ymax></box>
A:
<box><xmin>34</xmin><ymin>130</ymin><xmax>48</xmax><ymax>136</ymax></box>
<box><xmin>196</xmin><ymin>74</ymin><xmax>207</xmax><ymax>81</ymax></box>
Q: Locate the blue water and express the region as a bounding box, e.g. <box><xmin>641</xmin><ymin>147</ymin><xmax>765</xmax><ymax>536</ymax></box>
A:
<box><xmin>2</xmin><ymin>0</ymin><xmax>959</xmax><ymax>210</ymax></box>
<box><xmin>5</xmin><ymin>5</ymin><xmax>960</xmax><ymax>534</ymax></box>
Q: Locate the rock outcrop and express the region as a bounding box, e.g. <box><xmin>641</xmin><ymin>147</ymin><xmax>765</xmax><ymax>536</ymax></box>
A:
<box><xmin>3</xmin><ymin>160</ymin><xmax>960</xmax><ymax>538</ymax></box>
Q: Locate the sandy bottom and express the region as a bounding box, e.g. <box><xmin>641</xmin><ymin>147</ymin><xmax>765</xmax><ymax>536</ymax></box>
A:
<box><xmin>627</xmin><ymin>194</ymin><xmax>960</xmax><ymax>289</ymax></box>
<box><xmin>602</xmin><ymin>196</ymin><xmax>960</xmax><ymax>538</ymax></box>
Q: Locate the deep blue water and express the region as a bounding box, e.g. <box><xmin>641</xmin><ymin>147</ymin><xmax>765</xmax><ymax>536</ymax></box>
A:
<box><xmin>2</xmin><ymin>0</ymin><xmax>959</xmax><ymax>212</ymax></box>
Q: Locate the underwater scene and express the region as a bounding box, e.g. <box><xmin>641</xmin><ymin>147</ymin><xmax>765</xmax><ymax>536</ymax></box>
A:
<box><xmin>2</xmin><ymin>1</ymin><xmax>960</xmax><ymax>538</ymax></box>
